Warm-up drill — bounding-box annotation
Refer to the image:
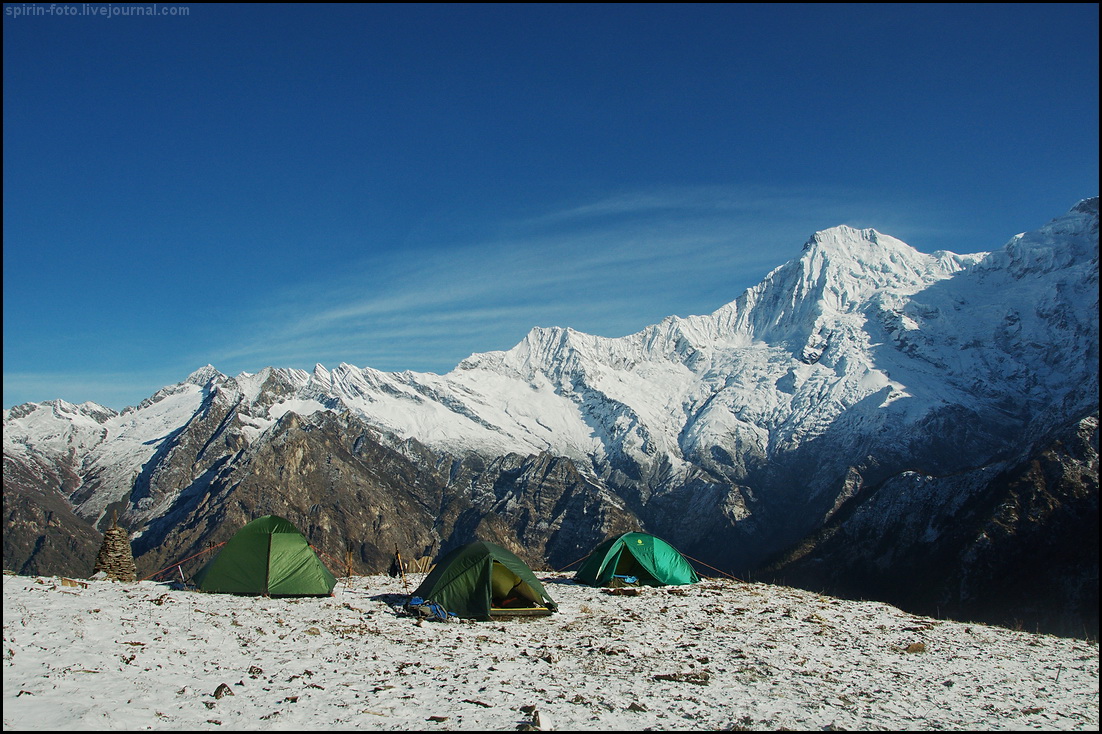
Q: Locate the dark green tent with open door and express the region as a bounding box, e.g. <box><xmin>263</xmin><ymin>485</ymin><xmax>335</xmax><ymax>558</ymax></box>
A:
<box><xmin>193</xmin><ymin>515</ymin><xmax>337</xmax><ymax>597</ymax></box>
<box><xmin>410</xmin><ymin>541</ymin><xmax>557</xmax><ymax>620</ymax></box>
<box><xmin>574</xmin><ymin>532</ymin><xmax>699</xmax><ymax>587</ymax></box>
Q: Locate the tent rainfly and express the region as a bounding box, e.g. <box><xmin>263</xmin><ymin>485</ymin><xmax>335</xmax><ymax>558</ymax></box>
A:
<box><xmin>574</xmin><ymin>532</ymin><xmax>699</xmax><ymax>587</ymax></box>
<box><xmin>192</xmin><ymin>515</ymin><xmax>337</xmax><ymax>597</ymax></box>
<box><xmin>410</xmin><ymin>541</ymin><xmax>557</xmax><ymax>620</ymax></box>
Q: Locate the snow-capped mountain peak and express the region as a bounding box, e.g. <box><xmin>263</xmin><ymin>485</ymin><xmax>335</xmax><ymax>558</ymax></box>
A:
<box><xmin>985</xmin><ymin>196</ymin><xmax>1099</xmax><ymax>277</ymax></box>
<box><xmin>127</xmin><ymin>200</ymin><xmax>1098</xmax><ymax>472</ymax></box>
<box><xmin>4</xmin><ymin>198</ymin><xmax>1097</xmax><ymax>571</ymax></box>
<box><xmin>183</xmin><ymin>364</ymin><xmax>224</xmax><ymax>388</ymax></box>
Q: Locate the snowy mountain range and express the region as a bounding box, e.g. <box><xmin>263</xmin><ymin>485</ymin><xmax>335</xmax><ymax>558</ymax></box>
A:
<box><xmin>4</xmin><ymin>197</ymin><xmax>1098</xmax><ymax>634</ymax></box>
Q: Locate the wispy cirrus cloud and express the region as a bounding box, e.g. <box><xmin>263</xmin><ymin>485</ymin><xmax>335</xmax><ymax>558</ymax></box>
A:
<box><xmin>2</xmin><ymin>185</ymin><xmax>989</xmax><ymax>409</ymax></box>
<box><xmin>209</xmin><ymin>185</ymin><xmax>951</xmax><ymax>378</ymax></box>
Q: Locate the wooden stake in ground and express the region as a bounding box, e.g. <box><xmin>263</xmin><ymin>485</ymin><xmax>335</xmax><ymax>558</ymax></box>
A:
<box><xmin>391</xmin><ymin>545</ymin><xmax>409</xmax><ymax>593</ymax></box>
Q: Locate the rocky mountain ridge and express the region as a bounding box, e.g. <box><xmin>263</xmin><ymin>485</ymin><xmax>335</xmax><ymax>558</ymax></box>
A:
<box><xmin>4</xmin><ymin>197</ymin><xmax>1097</xmax><ymax>635</ymax></box>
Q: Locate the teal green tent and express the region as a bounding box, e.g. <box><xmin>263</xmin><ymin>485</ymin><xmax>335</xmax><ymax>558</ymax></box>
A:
<box><xmin>411</xmin><ymin>541</ymin><xmax>557</xmax><ymax>620</ymax></box>
<box><xmin>574</xmin><ymin>532</ymin><xmax>699</xmax><ymax>587</ymax></box>
<box><xmin>193</xmin><ymin>515</ymin><xmax>337</xmax><ymax>597</ymax></box>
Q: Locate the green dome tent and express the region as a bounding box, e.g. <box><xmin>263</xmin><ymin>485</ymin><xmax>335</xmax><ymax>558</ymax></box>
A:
<box><xmin>574</xmin><ymin>532</ymin><xmax>699</xmax><ymax>587</ymax></box>
<box><xmin>410</xmin><ymin>541</ymin><xmax>557</xmax><ymax>620</ymax></box>
<box><xmin>193</xmin><ymin>515</ymin><xmax>337</xmax><ymax>597</ymax></box>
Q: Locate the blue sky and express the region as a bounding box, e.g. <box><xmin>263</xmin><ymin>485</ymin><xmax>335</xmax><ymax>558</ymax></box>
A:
<box><xmin>3</xmin><ymin>3</ymin><xmax>1098</xmax><ymax>410</ymax></box>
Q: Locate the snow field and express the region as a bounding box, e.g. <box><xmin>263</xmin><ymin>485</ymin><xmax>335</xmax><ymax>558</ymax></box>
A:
<box><xmin>3</xmin><ymin>572</ymin><xmax>1097</xmax><ymax>731</ymax></box>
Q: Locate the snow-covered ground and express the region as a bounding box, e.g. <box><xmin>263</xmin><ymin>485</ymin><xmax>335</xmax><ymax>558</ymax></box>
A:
<box><xmin>3</xmin><ymin>572</ymin><xmax>1097</xmax><ymax>731</ymax></box>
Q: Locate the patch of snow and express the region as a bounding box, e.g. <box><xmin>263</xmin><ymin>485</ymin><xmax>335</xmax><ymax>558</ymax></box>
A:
<box><xmin>2</xmin><ymin>572</ymin><xmax>1096</xmax><ymax>731</ymax></box>
<box><xmin>267</xmin><ymin>399</ymin><xmax>328</xmax><ymax>422</ymax></box>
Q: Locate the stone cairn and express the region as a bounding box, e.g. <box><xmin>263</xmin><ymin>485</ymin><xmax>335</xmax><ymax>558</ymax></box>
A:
<box><xmin>92</xmin><ymin>513</ymin><xmax>137</xmax><ymax>582</ymax></box>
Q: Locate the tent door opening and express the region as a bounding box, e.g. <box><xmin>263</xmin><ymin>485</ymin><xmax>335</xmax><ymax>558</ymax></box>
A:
<box><xmin>611</xmin><ymin>550</ymin><xmax>656</xmax><ymax>586</ymax></box>
<box><xmin>490</xmin><ymin>561</ymin><xmax>545</xmax><ymax>611</ymax></box>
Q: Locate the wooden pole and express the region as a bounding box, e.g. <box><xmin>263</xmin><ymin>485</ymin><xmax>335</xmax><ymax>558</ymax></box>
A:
<box><xmin>395</xmin><ymin>545</ymin><xmax>409</xmax><ymax>593</ymax></box>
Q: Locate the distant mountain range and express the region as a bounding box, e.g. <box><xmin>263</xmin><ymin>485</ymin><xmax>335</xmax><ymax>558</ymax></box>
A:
<box><xmin>5</xmin><ymin>197</ymin><xmax>1097</xmax><ymax>636</ymax></box>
